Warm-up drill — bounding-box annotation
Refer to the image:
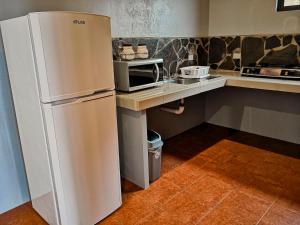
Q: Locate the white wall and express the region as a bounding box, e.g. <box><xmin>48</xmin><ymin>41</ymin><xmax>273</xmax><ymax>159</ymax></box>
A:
<box><xmin>147</xmin><ymin>95</ymin><xmax>206</xmax><ymax>140</ymax></box>
<box><xmin>209</xmin><ymin>0</ymin><xmax>300</xmax><ymax>36</ymax></box>
<box><xmin>0</xmin><ymin>47</ymin><xmax>29</xmax><ymax>213</ymax></box>
<box><xmin>206</xmin><ymin>0</ymin><xmax>300</xmax><ymax>145</ymax></box>
<box><xmin>0</xmin><ymin>0</ymin><xmax>209</xmax><ymax>37</ymax></box>
<box><xmin>205</xmin><ymin>87</ymin><xmax>300</xmax><ymax>145</ymax></box>
<box><xmin>109</xmin><ymin>0</ymin><xmax>209</xmax><ymax>37</ymax></box>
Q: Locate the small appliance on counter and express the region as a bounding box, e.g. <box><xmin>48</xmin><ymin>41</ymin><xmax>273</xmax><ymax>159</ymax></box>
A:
<box><xmin>179</xmin><ymin>66</ymin><xmax>210</xmax><ymax>79</ymax></box>
<box><xmin>241</xmin><ymin>64</ymin><xmax>300</xmax><ymax>80</ymax></box>
<box><xmin>113</xmin><ymin>58</ymin><xmax>164</xmax><ymax>92</ymax></box>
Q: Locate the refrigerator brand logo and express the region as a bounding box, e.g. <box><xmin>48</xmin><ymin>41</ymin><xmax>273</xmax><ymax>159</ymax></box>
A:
<box><xmin>73</xmin><ymin>20</ymin><xmax>86</xmax><ymax>25</ymax></box>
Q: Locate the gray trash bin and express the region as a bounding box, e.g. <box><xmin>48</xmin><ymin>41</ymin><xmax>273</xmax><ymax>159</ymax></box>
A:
<box><xmin>147</xmin><ymin>130</ymin><xmax>164</xmax><ymax>182</ymax></box>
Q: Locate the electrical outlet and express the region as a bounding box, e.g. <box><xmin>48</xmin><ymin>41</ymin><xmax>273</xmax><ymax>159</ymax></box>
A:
<box><xmin>188</xmin><ymin>54</ymin><xmax>194</xmax><ymax>61</ymax></box>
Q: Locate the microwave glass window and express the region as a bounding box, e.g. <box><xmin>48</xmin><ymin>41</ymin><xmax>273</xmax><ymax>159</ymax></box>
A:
<box><xmin>129</xmin><ymin>63</ymin><xmax>163</xmax><ymax>87</ymax></box>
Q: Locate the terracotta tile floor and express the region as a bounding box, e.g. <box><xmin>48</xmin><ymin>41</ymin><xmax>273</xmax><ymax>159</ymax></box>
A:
<box><xmin>1</xmin><ymin>123</ymin><xmax>300</xmax><ymax>225</ymax></box>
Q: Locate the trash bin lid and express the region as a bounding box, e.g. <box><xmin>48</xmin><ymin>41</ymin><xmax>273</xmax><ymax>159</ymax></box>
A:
<box><xmin>147</xmin><ymin>130</ymin><xmax>163</xmax><ymax>149</ymax></box>
<box><xmin>147</xmin><ymin>130</ymin><xmax>160</xmax><ymax>142</ymax></box>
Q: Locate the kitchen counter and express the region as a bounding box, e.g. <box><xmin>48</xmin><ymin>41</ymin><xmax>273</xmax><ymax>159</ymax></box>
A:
<box><xmin>116</xmin><ymin>76</ymin><xmax>226</xmax><ymax>111</ymax></box>
<box><xmin>116</xmin><ymin>70</ymin><xmax>300</xmax><ymax>189</ymax></box>
<box><xmin>213</xmin><ymin>69</ymin><xmax>300</xmax><ymax>94</ymax></box>
<box><xmin>116</xmin><ymin>70</ymin><xmax>300</xmax><ymax>111</ymax></box>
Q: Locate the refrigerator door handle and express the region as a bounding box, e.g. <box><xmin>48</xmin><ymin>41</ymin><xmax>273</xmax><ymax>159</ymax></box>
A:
<box><xmin>80</xmin><ymin>91</ymin><xmax>114</xmax><ymax>103</ymax></box>
<box><xmin>49</xmin><ymin>91</ymin><xmax>115</xmax><ymax>107</ymax></box>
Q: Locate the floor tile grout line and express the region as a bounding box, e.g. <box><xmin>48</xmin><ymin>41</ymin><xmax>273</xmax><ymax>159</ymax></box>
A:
<box><xmin>157</xmin><ymin>178</ymin><xmax>193</xmax><ymax>209</ymax></box>
<box><xmin>255</xmin><ymin>200</ymin><xmax>276</xmax><ymax>225</ymax></box>
<box><xmin>160</xmin><ymin>151</ymin><xmax>239</xmax><ymax>219</ymax></box>
<box><xmin>163</xmin><ymin>160</ymin><xmax>211</xmax><ymax>193</ymax></box>
<box><xmin>272</xmin><ymin>194</ymin><xmax>300</xmax><ymax>214</ymax></box>
<box><xmin>158</xmin><ymin>163</ymin><xmax>211</xmax><ymax>210</ymax></box>
<box><xmin>194</xmin><ymin>189</ymin><xmax>234</xmax><ymax>225</ymax></box>
<box><xmin>118</xmin><ymin>193</ymin><xmax>162</xmax><ymax>224</ymax></box>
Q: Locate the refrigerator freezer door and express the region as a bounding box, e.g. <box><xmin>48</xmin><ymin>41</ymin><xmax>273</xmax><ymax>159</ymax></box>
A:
<box><xmin>43</xmin><ymin>92</ymin><xmax>121</xmax><ymax>225</ymax></box>
<box><xmin>29</xmin><ymin>12</ymin><xmax>115</xmax><ymax>103</ymax></box>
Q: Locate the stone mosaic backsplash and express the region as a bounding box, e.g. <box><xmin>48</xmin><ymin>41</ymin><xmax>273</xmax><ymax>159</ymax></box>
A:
<box><xmin>112</xmin><ymin>37</ymin><xmax>200</xmax><ymax>77</ymax></box>
<box><xmin>112</xmin><ymin>33</ymin><xmax>300</xmax><ymax>75</ymax></box>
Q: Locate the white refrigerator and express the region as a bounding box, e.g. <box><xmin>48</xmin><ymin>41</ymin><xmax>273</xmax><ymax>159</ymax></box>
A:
<box><xmin>1</xmin><ymin>12</ymin><xmax>122</xmax><ymax>225</ymax></box>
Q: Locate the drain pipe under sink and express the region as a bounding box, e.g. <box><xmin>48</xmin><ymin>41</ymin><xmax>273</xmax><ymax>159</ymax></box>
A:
<box><xmin>160</xmin><ymin>99</ymin><xmax>185</xmax><ymax>115</ymax></box>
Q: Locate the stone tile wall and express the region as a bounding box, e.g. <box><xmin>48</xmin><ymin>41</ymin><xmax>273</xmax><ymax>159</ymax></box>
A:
<box><xmin>112</xmin><ymin>34</ymin><xmax>300</xmax><ymax>75</ymax></box>
<box><xmin>112</xmin><ymin>37</ymin><xmax>201</xmax><ymax>77</ymax></box>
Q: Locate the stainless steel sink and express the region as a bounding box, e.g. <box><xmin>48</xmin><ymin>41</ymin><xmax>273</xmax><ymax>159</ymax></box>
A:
<box><xmin>169</xmin><ymin>75</ymin><xmax>221</xmax><ymax>85</ymax></box>
<box><xmin>172</xmin><ymin>78</ymin><xmax>201</xmax><ymax>85</ymax></box>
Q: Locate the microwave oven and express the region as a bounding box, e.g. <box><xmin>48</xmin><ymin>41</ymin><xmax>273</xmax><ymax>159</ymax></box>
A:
<box><xmin>113</xmin><ymin>58</ymin><xmax>164</xmax><ymax>92</ymax></box>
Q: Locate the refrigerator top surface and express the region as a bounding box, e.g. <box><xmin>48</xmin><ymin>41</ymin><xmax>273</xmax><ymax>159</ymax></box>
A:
<box><xmin>29</xmin><ymin>12</ymin><xmax>115</xmax><ymax>103</ymax></box>
<box><xmin>28</xmin><ymin>11</ymin><xmax>111</xmax><ymax>19</ymax></box>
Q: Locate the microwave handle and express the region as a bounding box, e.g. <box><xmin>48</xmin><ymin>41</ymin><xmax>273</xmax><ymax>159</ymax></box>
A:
<box><xmin>154</xmin><ymin>63</ymin><xmax>160</xmax><ymax>82</ymax></box>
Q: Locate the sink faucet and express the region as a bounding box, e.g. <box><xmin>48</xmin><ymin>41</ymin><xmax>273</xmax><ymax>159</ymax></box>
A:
<box><xmin>168</xmin><ymin>60</ymin><xmax>179</xmax><ymax>81</ymax></box>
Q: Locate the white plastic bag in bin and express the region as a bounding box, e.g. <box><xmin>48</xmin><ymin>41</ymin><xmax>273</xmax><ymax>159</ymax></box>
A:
<box><xmin>149</xmin><ymin>149</ymin><xmax>161</xmax><ymax>159</ymax></box>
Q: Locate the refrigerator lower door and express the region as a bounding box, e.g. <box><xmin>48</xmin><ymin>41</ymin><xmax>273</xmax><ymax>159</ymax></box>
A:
<box><xmin>43</xmin><ymin>91</ymin><xmax>121</xmax><ymax>225</ymax></box>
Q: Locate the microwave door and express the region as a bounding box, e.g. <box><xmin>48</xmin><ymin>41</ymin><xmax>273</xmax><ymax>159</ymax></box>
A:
<box><xmin>153</xmin><ymin>63</ymin><xmax>160</xmax><ymax>82</ymax></box>
<box><xmin>129</xmin><ymin>64</ymin><xmax>160</xmax><ymax>82</ymax></box>
<box><xmin>29</xmin><ymin>12</ymin><xmax>115</xmax><ymax>103</ymax></box>
<box><xmin>129</xmin><ymin>63</ymin><xmax>160</xmax><ymax>89</ymax></box>
<box><xmin>154</xmin><ymin>63</ymin><xmax>160</xmax><ymax>82</ymax></box>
